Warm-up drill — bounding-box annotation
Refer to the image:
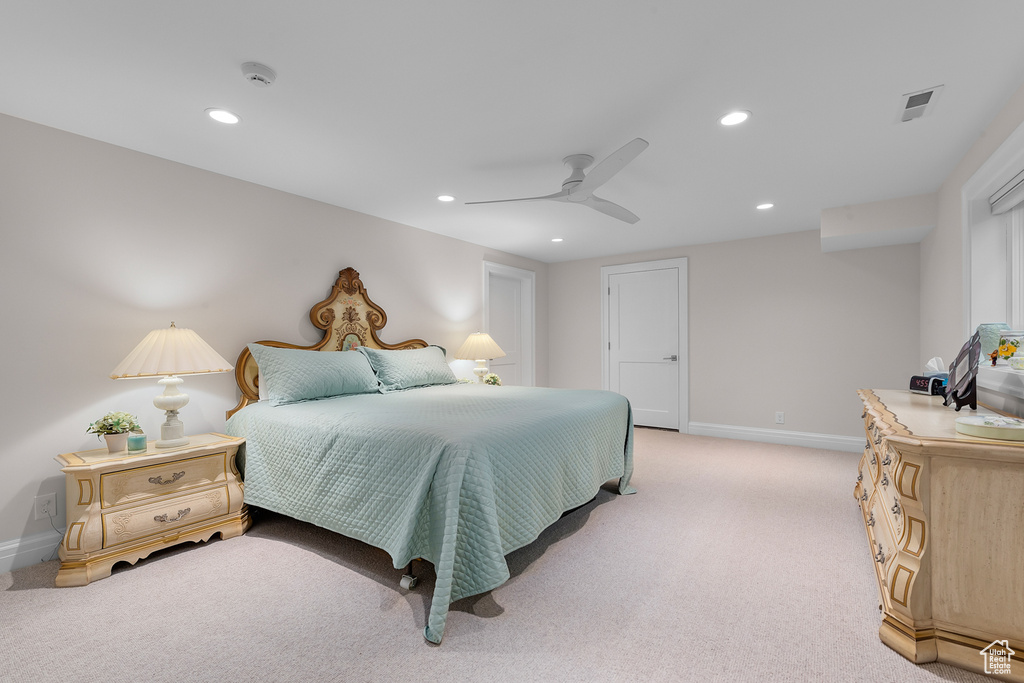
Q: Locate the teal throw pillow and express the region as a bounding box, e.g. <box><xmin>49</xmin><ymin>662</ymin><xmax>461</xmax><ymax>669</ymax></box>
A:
<box><xmin>248</xmin><ymin>343</ymin><xmax>380</xmax><ymax>406</ymax></box>
<box><xmin>357</xmin><ymin>345</ymin><xmax>457</xmax><ymax>393</ymax></box>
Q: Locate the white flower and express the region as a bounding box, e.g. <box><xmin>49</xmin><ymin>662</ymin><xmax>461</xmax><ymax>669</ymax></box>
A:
<box><xmin>87</xmin><ymin>411</ymin><xmax>141</xmax><ymax>437</ymax></box>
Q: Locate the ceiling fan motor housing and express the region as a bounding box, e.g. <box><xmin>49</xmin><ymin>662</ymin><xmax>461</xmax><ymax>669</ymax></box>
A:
<box><xmin>562</xmin><ymin>154</ymin><xmax>593</xmax><ymax>189</ymax></box>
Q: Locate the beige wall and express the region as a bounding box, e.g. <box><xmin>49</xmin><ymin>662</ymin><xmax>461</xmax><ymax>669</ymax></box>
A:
<box><xmin>922</xmin><ymin>82</ymin><xmax>1024</xmax><ymax>367</ymax></box>
<box><xmin>0</xmin><ymin>113</ymin><xmax>547</xmax><ymax>547</ymax></box>
<box><xmin>548</xmin><ymin>230</ymin><xmax>920</xmax><ymax>438</ymax></box>
<box><xmin>820</xmin><ymin>193</ymin><xmax>937</xmax><ymax>252</ymax></box>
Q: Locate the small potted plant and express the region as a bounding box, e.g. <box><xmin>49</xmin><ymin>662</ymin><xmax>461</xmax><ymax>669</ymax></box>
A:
<box><xmin>87</xmin><ymin>411</ymin><xmax>141</xmax><ymax>453</ymax></box>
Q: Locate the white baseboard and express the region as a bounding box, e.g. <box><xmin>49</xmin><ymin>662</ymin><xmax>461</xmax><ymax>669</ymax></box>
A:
<box><xmin>0</xmin><ymin>529</ymin><xmax>63</xmax><ymax>575</ymax></box>
<box><xmin>687</xmin><ymin>422</ymin><xmax>864</xmax><ymax>453</ymax></box>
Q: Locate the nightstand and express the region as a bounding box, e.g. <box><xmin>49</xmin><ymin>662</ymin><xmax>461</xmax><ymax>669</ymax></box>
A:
<box><xmin>54</xmin><ymin>432</ymin><xmax>250</xmax><ymax>587</ymax></box>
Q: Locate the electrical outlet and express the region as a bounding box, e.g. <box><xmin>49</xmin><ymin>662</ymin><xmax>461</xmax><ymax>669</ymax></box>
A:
<box><xmin>775</xmin><ymin>411</ymin><xmax>785</xmax><ymax>425</ymax></box>
<box><xmin>33</xmin><ymin>493</ymin><xmax>56</xmax><ymax>521</ymax></box>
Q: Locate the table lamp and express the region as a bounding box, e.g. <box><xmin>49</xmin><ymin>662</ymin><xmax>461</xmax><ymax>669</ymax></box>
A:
<box><xmin>110</xmin><ymin>322</ymin><xmax>233</xmax><ymax>448</ymax></box>
<box><xmin>455</xmin><ymin>332</ymin><xmax>506</xmax><ymax>383</ymax></box>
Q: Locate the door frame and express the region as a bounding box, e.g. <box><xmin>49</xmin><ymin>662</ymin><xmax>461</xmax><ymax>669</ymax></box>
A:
<box><xmin>483</xmin><ymin>261</ymin><xmax>536</xmax><ymax>386</ymax></box>
<box><xmin>601</xmin><ymin>257</ymin><xmax>689</xmax><ymax>432</ymax></box>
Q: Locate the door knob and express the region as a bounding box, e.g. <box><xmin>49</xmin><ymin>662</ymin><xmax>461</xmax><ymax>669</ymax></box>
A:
<box><xmin>663</xmin><ymin>355</ymin><xmax>678</xmax><ymax>361</ymax></box>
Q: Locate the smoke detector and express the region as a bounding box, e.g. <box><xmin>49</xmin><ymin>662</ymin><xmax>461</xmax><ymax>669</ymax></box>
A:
<box><xmin>241</xmin><ymin>62</ymin><xmax>276</xmax><ymax>87</ymax></box>
<box><xmin>897</xmin><ymin>85</ymin><xmax>943</xmax><ymax>123</ymax></box>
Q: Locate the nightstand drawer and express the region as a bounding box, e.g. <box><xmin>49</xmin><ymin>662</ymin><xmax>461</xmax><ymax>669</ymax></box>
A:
<box><xmin>102</xmin><ymin>485</ymin><xmax>230</xmax><ymax>548</ymax></box>
<box><xmin>100</xmin><ymin>452</ymin><xmax>228</xmax><ymax>509</ymax></box>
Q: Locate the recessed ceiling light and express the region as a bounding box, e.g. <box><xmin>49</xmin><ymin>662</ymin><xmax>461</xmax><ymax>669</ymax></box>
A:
<box><xmin>206</xmin><ymin>108</ymin><xmax>240</xmax><ymax>124</ymax></box>
<box><xmin>756</xmin><ymin>203</ymin><xmax>774</xmax><ymax>210</ymax></box>
<box><xmin>551</xmin><ymin>238</ymin><xmax>563</xmax><ymax>242</ymax></box>
<box><xmin>719</xmin><ymin>110</ymin><xmax>751</xmax><ymax>126</ymax></box>
<box><xmin>437</xmin><ymin>195</ymin><xmax>456</xmax><ymax>202</ymax></box>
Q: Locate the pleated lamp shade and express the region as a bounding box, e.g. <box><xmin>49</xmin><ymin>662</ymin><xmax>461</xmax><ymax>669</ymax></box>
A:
<box><xmin>110</xmin><ymin>323</ymin><xmax>232</xmax><ymax>449</ymax></box>
<box><xmin>454</xmin><ymin>332</ymin><xmax>506</xmax><ymax>361</ymax></box>
<box><xmin>110</xmin><ymin>323</ymin><xmax>233</xmax><ymax>379</ymax></box>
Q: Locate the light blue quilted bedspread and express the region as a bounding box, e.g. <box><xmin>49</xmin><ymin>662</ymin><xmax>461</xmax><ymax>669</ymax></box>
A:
<box><xmin>225</xmin><ymin>384</ymin><xmax>634</xmax><ymax>643</ymax></box>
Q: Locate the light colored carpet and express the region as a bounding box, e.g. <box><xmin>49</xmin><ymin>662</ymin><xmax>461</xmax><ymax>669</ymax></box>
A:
<box><xmin>0</xmin><ymin>429</ymin><xmax>991</xmax><ymax>682</ymax></box>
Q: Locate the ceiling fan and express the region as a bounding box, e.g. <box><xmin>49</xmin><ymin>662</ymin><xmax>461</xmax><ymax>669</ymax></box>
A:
<box><xmin>466</xmin><ymin>137</ymin><xmax>649</xmax><ymax>224</ymax></box>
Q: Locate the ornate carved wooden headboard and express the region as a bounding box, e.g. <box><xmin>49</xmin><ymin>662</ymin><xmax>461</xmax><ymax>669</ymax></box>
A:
<box><xmin>227</xmin><ymin>267</ymin><xmax>427</xmax><ymax>418</ymax></box>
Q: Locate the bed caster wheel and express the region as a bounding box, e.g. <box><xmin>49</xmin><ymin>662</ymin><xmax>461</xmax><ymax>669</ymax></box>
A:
<box><xmin>400</xmin><ymin>574</ymin><xmax>418</xmax><ymax>590</ymax></box>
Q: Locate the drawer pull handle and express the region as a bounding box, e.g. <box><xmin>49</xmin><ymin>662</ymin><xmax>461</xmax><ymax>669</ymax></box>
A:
<box><xmin>857</xmin><ymin>472</ymin><xmax>863</xmax><ymax>483</ymax></box>
<box><xmin>860</xmin><ymin>490</ymin><xmax>868</xmax><ymax>502</ymax></box>
<box><xmin>891</xmin><ymin>500</ymin><xmax>901</xmax><ymax>517</ymax></box>
<box><xmin>881</xmin><ymin>473</ymin><xmax>889</xmax><ymax>488</ymax></box>
<box><xmin>867</xmin><ymin>512</ymin><xmax>875</xmax><ymax>527</ymax></box>
<box><xmin>865</xmin><ymin>441</ymin><xmax>871</xmax><ymax>451</ymax></box>
<box><xmin>870</xmin><ymin>454</ymin><xmax>876</xmax><ymax>466</ymax></box>
<box><xmin>154</xmin><ymin>508</ymin><xmax>191</xmax><ymax>524</ymax></box>
<box><xmin>862</xmin><ymin>410</ymin><xmax>867</xmax><ymax>419</ymax></box>
<box><xmin>882</xmin><ymin>454</ymin><xmax>891</xmax><ymax>467</ymax></box>
<box><xmin>874</xmin><ymin>434</ymin><xmax>882</xmax><ymax>445</ymax></box>
<box><xmin>149</xmin><ymin>472</ymin><xmax>185</xmax><ymax>486</ymax></box>
<box><xmin>875</xmin><ymin>546</ymin><xmax>885</xmax><ymax>564</ymax></box>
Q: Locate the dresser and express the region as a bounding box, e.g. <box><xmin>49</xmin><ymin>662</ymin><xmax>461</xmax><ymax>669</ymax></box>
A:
<box><xmin>856</xmin><ymin>390</ymin><xmax>1023</xmax><ymax>680</ymax></box>
<box><xmin>55</xmin><ymin>432</ymin><xmax>250</xmax><ymax>587</ymax></box>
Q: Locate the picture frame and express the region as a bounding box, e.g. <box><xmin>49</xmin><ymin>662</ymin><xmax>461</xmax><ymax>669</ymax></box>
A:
<box><xmin>943</xmin><ymin>331</ymin><xmax>981</xmax><ymax>411</ymax></box>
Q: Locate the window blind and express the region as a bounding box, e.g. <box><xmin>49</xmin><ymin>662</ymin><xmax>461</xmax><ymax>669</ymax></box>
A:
<box><xmin>990</xmin><ymin>167</ymin><xmax>1024</xmax><ymax>215</ymax></box>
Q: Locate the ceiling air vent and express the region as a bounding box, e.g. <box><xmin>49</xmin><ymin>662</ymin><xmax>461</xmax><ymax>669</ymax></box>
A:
<box><xmin>898</xmin><ymin>85</ymin><xmax>943</xmax><ymax>123</ymax></box>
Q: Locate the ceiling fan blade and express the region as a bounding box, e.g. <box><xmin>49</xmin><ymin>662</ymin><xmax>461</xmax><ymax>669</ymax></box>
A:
<box><xmin>581</xmin><ymin>195</ymin><xmax>640</xmax><ymax>224</ymax></box>
<box><xmin>465</xmin><ymin>189</ymin><xmax>569</xmax><ymax>205</ymax></box>
<box><xmin>573</xmin><ymin>138</ymin><xmax>648</xmax><ymax>196</ymax></box>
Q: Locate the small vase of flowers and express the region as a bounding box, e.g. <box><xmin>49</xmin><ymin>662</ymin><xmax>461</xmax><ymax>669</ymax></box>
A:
<box><xmin>483</xmin><ymin>373</ymin><xmax>502</xmax><ymax>386</ymax></box>
<box><xmin>87</xmin><ymin>411</ymin><xmax>141</xmax><ymax>453</ymax></box>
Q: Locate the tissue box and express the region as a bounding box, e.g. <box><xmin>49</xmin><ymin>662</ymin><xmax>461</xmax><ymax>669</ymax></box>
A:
<box><xmin>923</xmin><ymin>356</ymin><xmax>947</xmax><ymax>378</ymax></box>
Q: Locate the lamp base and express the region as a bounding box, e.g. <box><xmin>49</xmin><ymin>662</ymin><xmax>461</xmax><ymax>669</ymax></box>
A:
<box><xmin>154</xmin><ymin>379</ymin><xmax>191</xmax><ymax>449</ymax></box>
<box><xmin>473</xmin><ymin>360</ymin><xmax>489</xmax><ymax>383</ymax></box>
<box><xmin>156</xmin><ymin>408</ymin><xmax>190</xmax><ymax>448</ymax></box>
<box><xmin>156</xmin><ymin>437</ymin><xmax>189</xmax><ymax>449</ymax></box>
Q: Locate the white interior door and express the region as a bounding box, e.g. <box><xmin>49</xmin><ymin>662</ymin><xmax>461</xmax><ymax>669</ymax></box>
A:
<box><xmin>603</xmin><ymin>259</ymin><xmax>688</xmax><ymax>430</ymax></box>
<box><xmin>484</xmin><ymin>262</ymin><xmax>535</xmax><ymax>386</ymax></box>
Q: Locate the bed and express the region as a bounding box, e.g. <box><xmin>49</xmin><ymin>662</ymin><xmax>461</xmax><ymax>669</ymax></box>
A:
<box><xmin>224</xmin><ymin>268</ymin><xmax>635</xmax><ymax>643</ymax></box>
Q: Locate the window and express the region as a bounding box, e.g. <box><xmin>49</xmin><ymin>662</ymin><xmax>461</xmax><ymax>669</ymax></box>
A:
<box><xmin>1011</xmin><ymin>205</ymin><xmax>1024</xmax><ymax>328</ymax></box>
<box><xmin>965</xmin><ymin>123</ymin><xmax>1024</xmax><ymax>407</ymax></box>
<box><xmin>966</xmin><ymin>121</ymin><xmax>1024</xmax><ymax>333</ymax></box>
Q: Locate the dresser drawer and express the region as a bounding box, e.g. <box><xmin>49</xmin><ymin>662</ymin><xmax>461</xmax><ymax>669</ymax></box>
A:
<box><xmin>880</xmin><ymin>443</ymin><xmax>900</xmax><ymax>472</ymax></box>
<box><xmin>100</xmin><ymin>452</ymin><xmax>228</xmax><ymax>509</ymax></box>
<box><xmin>857</xmin><ymin>451</ymin><xmax>875</xmax><ymax>503</ymax></box>
<box><xmin>863</xmin><ymin>438</ymin><xmax>881</xmax><ymax>483</ymax></box>
<box><xmin>868</xmin><ymin>494</ymin><xmax>896</xmax><ymax>586</ymax></box>
<box><xmin>102</xmin><ymin>485</ymin><xmax>230</xmax><ymax>548</ymax></box>
<box><xmin>877</xmin><ymin>469</ymin><xmax>904</xmax><ymax>541</ymax></box>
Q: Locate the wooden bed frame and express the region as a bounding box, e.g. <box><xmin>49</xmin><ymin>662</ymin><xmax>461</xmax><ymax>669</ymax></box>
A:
<box><xmin>227</xmin><ymin>267</ymin><xmax>427</xmax><ymax>419</ymax></box>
